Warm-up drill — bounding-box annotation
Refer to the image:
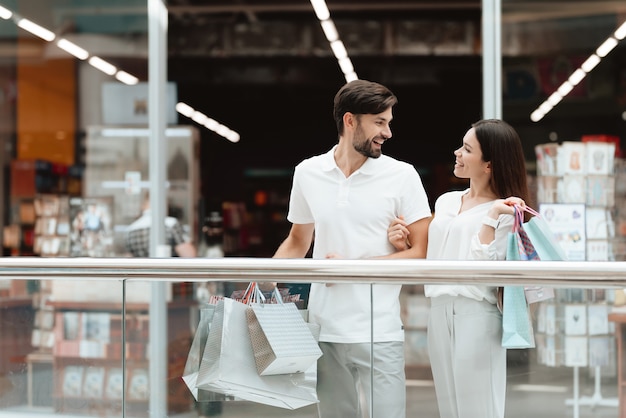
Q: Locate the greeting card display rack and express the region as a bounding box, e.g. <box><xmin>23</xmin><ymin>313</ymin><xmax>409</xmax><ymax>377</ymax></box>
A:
<box><xmin>534</xmin><ymin>137</ymin><xmax>622</xmax><ymax>417</ymax></box>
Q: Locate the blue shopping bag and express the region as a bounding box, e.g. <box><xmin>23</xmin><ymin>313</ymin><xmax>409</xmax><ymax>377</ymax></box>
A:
<box><xmin>501</xmin><ymin>286</ymin><xmax>535</xmax><ymax>349</ymax></box>
<box><xmin>502</xmin><ymin>205</ymin><xmax>565</xmax><ymax>349</ymax></box>
<box><xmin>523</xmin><ymin>212</ymin><xmax>568</xmax><ymax>261</ymax></box>
<box><xmin>506</xmin><ymin>205</ymin><xmax>567</xmax><ymax>261</ymax></box>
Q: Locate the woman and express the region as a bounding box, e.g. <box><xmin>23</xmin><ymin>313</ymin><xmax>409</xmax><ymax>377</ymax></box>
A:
<box><xmin>389</xmin><ymin>119</ymin><xmax>531</xmax><ymax>418</ymax></box>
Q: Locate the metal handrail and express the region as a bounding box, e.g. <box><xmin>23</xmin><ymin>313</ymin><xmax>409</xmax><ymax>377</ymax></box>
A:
<box><xmin>1</xmin><ymin>257</ymin><xmax>625</xmax><ymax>287</ymax></box>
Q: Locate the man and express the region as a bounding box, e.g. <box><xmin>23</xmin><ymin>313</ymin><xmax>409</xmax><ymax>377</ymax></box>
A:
<box><xmin>126</xmin><ymin>194</ymin><xmax>196</xmax><ymax>258</ymax></box>
<box><xmin>273</xmin><ymin>79</ymin><xmax>431</xmax><ymax>418</ymax></box>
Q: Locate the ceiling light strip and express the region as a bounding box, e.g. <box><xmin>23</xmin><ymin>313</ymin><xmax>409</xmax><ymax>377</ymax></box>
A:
<box><xmin>175</xmin><ymin>102</ymin><xmax>240</xmax><ymax>143</ymax></box>
<box><xmin>0</xmin><ymin>5</ymin><xmax>12</xmax><ymax>20</ymax></box>
<box><xmin>530</xmin><ymin>20</ymin><xmax>624</xmax><ymax>122</ymax></box>
<box><xmin>57</xmin><ymin>38</ymin><xmax>89</xmax><ymax>60</ymax></box>
<box><xmin>309</xmin><ymin>0</ymin><xmax>358</xmax><ymax>82</ymax></box>
<box><xmin>1</xmin><ymin>2</ymin><xmax>237</xmax><ymax>139</ymax></box>
<box><xmin>88</xmin><ymin>56</ymin><xmax>117</xmax><ymax>75</ymax></box>
<box><xmin>115</xmin><ymin>71</ymin><xmax>139</xmax><ymax>85</ymax></box>
<box><xmin>17</xmin><ymin>18</ymin><xmax>55</xmax><ymax>42</ymax></box>
<box><xmin>0</xmin><ymin>2</ymin><xmax>142</xmax><ymax>86</ymax></box>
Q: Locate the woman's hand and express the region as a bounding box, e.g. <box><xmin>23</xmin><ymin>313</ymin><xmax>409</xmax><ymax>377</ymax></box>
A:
<box><xmin>487</xmin><ymin>197</ymin><xmax>525</xmax><ymax>219</ymax></box>
<box><xmin>503</xmin><ymin>196</ymin><xmax>526</xmax><ymax>209</ymax></box>
<box><xmin>388</xmin><ymin>215</ymin><xmax>411</xmax><ymax>251</ymax></box>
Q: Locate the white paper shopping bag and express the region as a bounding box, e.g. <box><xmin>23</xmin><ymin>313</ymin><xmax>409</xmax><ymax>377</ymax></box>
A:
<box><xmin>246</xmin><ymin>292</ymin><xmax>322</xmax><ymax>376</ymax></box>
<box><xmin>196</xmin><ymin>298</ymin><xmax>319</xmax><ymax>410</ymax></box>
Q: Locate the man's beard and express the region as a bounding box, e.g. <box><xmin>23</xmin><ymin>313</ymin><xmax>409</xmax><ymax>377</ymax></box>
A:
<box><xmin>353</xmin><ymin>126</ymin><xmax>382</xmax><ymax>159</ymax></box>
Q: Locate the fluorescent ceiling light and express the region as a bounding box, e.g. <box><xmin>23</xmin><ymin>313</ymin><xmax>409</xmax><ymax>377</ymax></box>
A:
<box><xmin>539</xmin><ymin>102</ymin><xmax>553</xmax><ymax>113</ymax></box>
<box><xmin>309</xmin><ymin>0</ymin><xmax>358</xmax><ymax>82</ymax></box>
<box><xmin>175</xmin><ymin>102</ymin><xmax>240</xmax><ymax>142</ymax></box>
<box><xmin>568</xmin><ymin>69</ymin><xmax>586</xmax><ymax>86</ymax></box>
<box><xmin>530</xmin><ymin>20</ymin><xmax>622</xmax><ymax>122</ymax></box>
<box><xmin>309</xmin><ymin>0</ymin><xmax>330</xmax><ymax>21</ymax></box>
<box><xmin>556</xmin><ymin>81</ymin><xmax>573</xmax><ymax>96</ymax></box>
<box><xmin>88</xmin><ymin>56</ymin><xmax>117</xmax><ymax>75</ymax></box>
<box><xmin>581</xmin><ymin>54</ymin><xmax>601</xmax><ymax>72</ymax></box>
<box><xmin>175</xmin><ymin>102</ymin><xmax>194</xmax><ymax>117</ymax></box>
<box><xmin>0</xmin><ymin>5</ymin><xmax>237</xmax><ymax>142</ymax></box>
<box><xmin>546</xmin><ymin>92</ymin><xmax>562</xmax><ymax>106</ymax></box>
<box><xmin>56</xmin><ymin>38</ymin><xmax>88</xmax><ymax>60</ymax></box>
<box><xmin>615</xmin><ymin>21</ymin><xmax>626</xmax><ymax>40</ymax></box>
<box><xmin>17</xmin><ymin>18</ymin><xmax>55</xmax><ymax>41</ymax></box>
<box><xmin>203</xmin><ymin>118</ymin><xmax>219</xmax><ymax>130</ymax></box>
<box><xmin>596</xmin><ymin>37</ymin><xmax>618</xmax><ymax>58</ymax></box>
<box><xmin>0</xmin><ymin>5</ymin><xmax>12</xmax><ymax>20</ymax></box>
<box><xmin>345</xmin><ymin>72</ymin><xmax>358</xmax><ymax>82</ymax></box>
<box><xmin>330</xmin><ymin>40</ymin><xmax>347</xmax><ymax>60</ymax></box>
<box><xmin>215</xmin><ymin>125</ymin><xmax>230</xmax><ymax>137</ymax></box>
<box><xmin>191</xmin><ymin>111</ymin><xmax>208</xmax><ymax>125</ymax></box>
<box><xmin>320</xmin><ymin>20</ymin><xmax>338</xmax><ymax>42</ymax></box>
<box><xmin>216</xmin><ymin>125</ymin><xmax>242</xmax><ymax>143</ymax></box>
<box><xmin>530</xmin><ymin>110</ymin><xmax>544</xmax><ymax>122</ymax></box>
<box><xmin>115</xmin><ymin>71</ymin><xmax>139</xmax><ymax>85</ymax></box>
<box><xmin>226</xmin><ymin>132</ymin><xmax>240</xmax><ymax>143</ymax></box>
<box><xmin>338</xmin><ymin>57</ymin><xmax>354</xmax><ymax>74</ymax></box>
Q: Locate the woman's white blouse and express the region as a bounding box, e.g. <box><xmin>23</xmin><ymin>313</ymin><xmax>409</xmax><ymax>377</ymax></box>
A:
<box><xmin>424</xmin><ymin>189</ymin><xmax>515</xmax><ymax>304</ymax></box>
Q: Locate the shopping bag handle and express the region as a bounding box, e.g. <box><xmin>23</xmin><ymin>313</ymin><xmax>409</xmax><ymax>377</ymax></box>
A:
<box><xmin>512</xmin><ymin>204</ymin><xmax>540</xmax><ymax>233</ymax></box>
<box><xmin>248</xmin><ymin>282</ymin><xmax>285</xmax><ymax>305</ymax></box>
<box><xmin>514</xmin><ymin>204</ymin><xmax>540</xmax><ymax>218</ymax></box>
<box><xmin>512</xmin><ymin>206</ymin><xmax>524</xmax><ymax>233</ymax></box>
<box><xmin>272</xmin><ymin>287</ymin><xmax>284</xmax><ymax>304</ymax></box>
<box><xmin>242</xmin><ymin>282</ymin><xmax>257</xmax><ymax>305</ymax></box>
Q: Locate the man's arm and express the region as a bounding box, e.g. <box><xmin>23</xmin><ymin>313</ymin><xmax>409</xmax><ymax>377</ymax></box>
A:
<box><xmin>381</xmin><ymin>216</ymin><xmax>431</xmax><ymax>259</ymax></box>
<box><xmin>273</xmin><ymin>223</ymin><xmax>315</xmax><ymax>258</ymax></box>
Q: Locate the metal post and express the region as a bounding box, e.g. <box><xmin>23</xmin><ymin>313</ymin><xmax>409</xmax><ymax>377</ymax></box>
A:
<box><xmin>482</xmin><ymin>0</ymin><xmax>502</xmax><ymax>119</ymax></box>
<box><xmin>147</xmin><ymin>0</ymin><xmax>168</xmax><ymax>417</ymax></box>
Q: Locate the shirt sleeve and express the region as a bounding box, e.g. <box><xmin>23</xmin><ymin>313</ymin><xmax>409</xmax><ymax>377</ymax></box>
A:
<box><xmin>286</xmin><ymin>164</ymin><xmax>314</xmax><ymax>224</ymax></box>
<box><xmin>125</xmin><ymin>232</ymin><xmax>133</xmax><ymax>254</ymax></box>
<box><xmin>167</xmin><ymin>221</ymin><xmax>187</xmax><ymax>246</ymax></box>
<box><xmin>400</xmin><ymin>165</ymin><xmax>432</xmax><ymax>225</ymax></box>
<box><xmin>469</xmin><ymin>213</ymin><xmax>515</xmax><ymax>260</ymax></box>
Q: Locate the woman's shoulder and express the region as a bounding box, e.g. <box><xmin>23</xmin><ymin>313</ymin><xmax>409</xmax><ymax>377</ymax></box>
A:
<box><xmin>433</xmin><ymin>189</ymin><xmax>466</xmax><ymax>212</ymax></box>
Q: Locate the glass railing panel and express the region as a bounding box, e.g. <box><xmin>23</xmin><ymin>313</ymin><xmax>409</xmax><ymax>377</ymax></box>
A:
<box><xmin>0</xmin><ymin>258</ymin><xmax>625</xmax><ymax>418</ymax></box>
<box><xmin>399</xmin><ymin>283</ymin><xmax>623</xmax><ymax>418</ymax></box>
<box><xmin>127</xmin><ymin>278</ymin><xmax>322</xmax><ymax>418</ymax></box>
<box><xmin>0</xmin><ymin>280</ymin><xmax>38</xmax><ymax>412</ymax></box>
<box><xmin>0</xmin><ymin>277</ymin><xmax>126</xmax><ymax>417</ymax></box>
<box><xmin>507</xmin><ymin>286</ymin><xmax>619</xmax><ymax>417</ymax></box>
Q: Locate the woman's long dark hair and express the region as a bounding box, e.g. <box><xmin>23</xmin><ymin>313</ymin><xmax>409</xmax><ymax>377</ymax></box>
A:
<box><xmin>473</xmin><ymin>119</ymin><xmax>533</xmax><ymax>218</ymax></box>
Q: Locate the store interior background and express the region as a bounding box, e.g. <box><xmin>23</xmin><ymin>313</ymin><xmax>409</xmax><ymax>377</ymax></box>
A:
<box><xmin>1</xmin><ymin>0</ymin><xmax>625</xmax><ymax>257</ymax></box>
<box><xmin>0</xmin><ymin>2</ymin><xmax>622</xmax><ymax>416</ymax></box>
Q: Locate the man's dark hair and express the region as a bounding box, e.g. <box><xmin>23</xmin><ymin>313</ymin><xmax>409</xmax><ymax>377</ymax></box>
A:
<box><xmin>333</xmin><ymin>80</ymin><xmax>397</xmax><ymax>135</ymax></box>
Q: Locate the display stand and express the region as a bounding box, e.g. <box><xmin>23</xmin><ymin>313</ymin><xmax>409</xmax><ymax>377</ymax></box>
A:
<box><xmin>565</xmin><ymin>366</ymin><xmax>618</xmax><ymax>418</ymax></box>
<box><xmin>608</xmin><ymin>310</ymin><xmax>626</xmax><ymax>416</ymax></box>
<box><xmin>534</xmin><ymin>140</ymin><xmax>620</xmax><ymax>417</ymax></box>
<box><xmin>83</xmin><ymin>125</ymin><xmax>200</xmax><ymax>253</ymax></box>
<box><xmin>26</xmin><ymin>351</ymin><xmax>54</xmax><ymax>408</ymax></box>
<box><xmin>49</xmin><ymin>299</ymin><xmax>194</xmax><ymax>416</ymax></box>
